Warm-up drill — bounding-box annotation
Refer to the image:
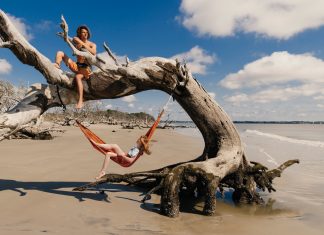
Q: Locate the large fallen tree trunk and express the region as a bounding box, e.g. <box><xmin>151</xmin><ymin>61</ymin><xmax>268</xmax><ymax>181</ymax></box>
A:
<box><xmin>0</xmin><ymin>10</ymin><xmax>299</xmax><ymax>217</ymax></box>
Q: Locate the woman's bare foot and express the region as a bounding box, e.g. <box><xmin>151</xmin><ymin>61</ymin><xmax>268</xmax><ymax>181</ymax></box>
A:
<box><xmin>95</xmin><ymin>171</ymin><xmax>106</xmax><ymax>180</ymax></box>
<box><xmin>75</xmin><ymin>102</ymin><xmax>84</xmax><ymax>109</ymax></box>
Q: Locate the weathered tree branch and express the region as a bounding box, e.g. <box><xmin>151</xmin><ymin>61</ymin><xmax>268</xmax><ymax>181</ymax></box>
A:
<box><xmin>103</xmin><ymin>42</ymin><xmax>119</xmax><ymax>66</ymax></box>
<box><xmin>0</xmin><ymin>124</ymin><xmax>22</xmax><ymax>141</ymax></box>
<box><xmin>0</xmin><ymin>10</ymin><xmax>72</xmax><ymax>87</ymax></box>
<box><xmin>0</xmin><ymin>83</ymin><xmax>77</xmax><ymax>128</ymax></box>
<box><xmin>0</xmin><ymin>10</ymin><xmax>299</xmax><ymax>217</ymax></box>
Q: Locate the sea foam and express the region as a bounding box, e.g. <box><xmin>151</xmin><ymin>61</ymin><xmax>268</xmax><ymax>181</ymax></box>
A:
<box><xmin>246</xmin><ymin>129</ymin><xmax>324</xmax><ymax>148</ymax></box>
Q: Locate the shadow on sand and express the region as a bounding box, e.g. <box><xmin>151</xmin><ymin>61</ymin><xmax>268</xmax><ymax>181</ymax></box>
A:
<box><xmin>0</xmin><ymin>179</ymin><xmax>299</xmax><ymax>218</ymax></box>
<box><xmin>0</xmin><ymin>179</ymin><xmax>143</xmax><ymax>203</ymax></box>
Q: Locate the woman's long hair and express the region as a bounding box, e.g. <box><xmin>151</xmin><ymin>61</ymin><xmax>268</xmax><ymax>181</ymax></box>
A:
<box><xmin>138</xmin><ymin>135</ymin><xmax>151</xmax><ymax>155</ymax></box>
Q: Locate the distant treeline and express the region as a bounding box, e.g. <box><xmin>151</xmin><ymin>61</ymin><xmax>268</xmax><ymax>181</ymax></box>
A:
<box><xmin>105</xmin><ymin>109</ymin><xmax>155</xmax><ymax>122</ymax></box>
<box><xmin>44</xmin><ymin>109</ymin><xmax>155</xmax><ymax>124</ymax></box>
<box><xmin>234</xmin><ymin>121</ymin><xmax>324</xmax><ymax>124</ymax></box>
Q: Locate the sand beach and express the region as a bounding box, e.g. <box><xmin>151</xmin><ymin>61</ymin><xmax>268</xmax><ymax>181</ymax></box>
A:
<box><xmin>0</xmin><ymin>124</ymin><xmax>323</xmax><ymax>235</ymax></box>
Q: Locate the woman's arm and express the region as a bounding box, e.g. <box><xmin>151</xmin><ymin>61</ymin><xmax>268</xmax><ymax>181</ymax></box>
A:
<box><xmin>73</xmin><ymin>37</ymin><xmax>96</xmax><ymax>55</ymax></box>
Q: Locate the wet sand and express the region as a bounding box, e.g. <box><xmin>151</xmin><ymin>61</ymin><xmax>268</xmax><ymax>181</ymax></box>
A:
<box><xmin>0</xmin><ymin>124</ymin><xmax>322</xmax><ymax>235</ymax></box>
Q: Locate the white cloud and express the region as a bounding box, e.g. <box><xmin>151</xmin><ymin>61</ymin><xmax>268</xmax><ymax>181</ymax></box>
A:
<box><xmin>220</xmin><ymin>51</ymin><xmax>324</xmax><ymax>90</ymax></box>
<box><xmin>171</xmin><ymin>46</ymin><xmax>216</xmax><ymax>75</ymax></box>
<box><xmin>221</xmin><ymin>51</ymin><xmax>324</xmax><ymax>104</ymax></box>
<box><xmin>128</xmin><ymin>103</ymin><xmax>134</xmax><ymax>108</ymax></box>
<box><xmin>225</xmin><ymin>94</ymin><xmax>249</xmax><ymax>104</ymax></box>
<box><xmin>208</xmin><ymin>92</ymin><xmax>216</xmax><ymax>100</ymax></box>
<box><xmin>225</xmin><ymin>84</ymin><xmax>323</xmax><ymax>104</ymax></box>
<box><xmin>122</xmin><ymin>95</ymin><xmax>136</xmax><ymax>103</ymax></box>
<box><xmin>180</xmin><ymin>0</ymin><xmax>324</xmax><ymax>39</ymax></box>
<box><xmin>148</xmin><ymin>107</ymin><xmax>154</xmax><ymax>114</ymax></box>
<box><xmin>7</xmin><ymin>14</ymin><xmax>33</xmax><ymax>40</ymax></box>
<box><xmin>35</xmin><ymin>20</ymin><xmax>53</xmax><ymax>31</ymax></box>
<box><xmin>0</xmin><ymin>59</ymin><xmax>12</xmax><ymax>74</ymax></box>
<box><xmin>96</xmin><ymin>51</ymin><xmax>127</xmax><ymax>66</ymax></box>
<box><xmin>316</xmin><ymin>104</ymin><xmax>324</xmax><ymax>108</ymax></box>
<box><xmin>219</xmin><ymin>51</ymin><xmax>324</xmax><ymax>121</ymax></box>
<box><xmin>297</xmin><ymin>113</ymin><xmax>308</xmax><ymax>117</ymax></box>
<box><xmin>314</xmin><ymin>95</ymin><xmax>324</xmax><ymax>100</ymax></box>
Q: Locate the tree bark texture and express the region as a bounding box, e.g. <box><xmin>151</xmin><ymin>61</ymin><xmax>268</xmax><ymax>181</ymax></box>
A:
<box><xmin>0</xmin><ymin>10</ymin><xmax>299</xmax><ymax>217</ymax></box>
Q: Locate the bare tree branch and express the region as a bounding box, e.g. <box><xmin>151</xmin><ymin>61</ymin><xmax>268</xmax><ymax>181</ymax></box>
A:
<box><xmin>0</xmin><ymin>10</ymin><xmax>299</xmax><ymax>217</ymax></box>
<box><xmin>103</xmin><ymin>42</ymin><xmax>119</xmax><ymax>66</ymax></box>
<box><xmin>0</xmin><ymin>10</ymin><xmax>72</xmax><ymax>87</ymax></box>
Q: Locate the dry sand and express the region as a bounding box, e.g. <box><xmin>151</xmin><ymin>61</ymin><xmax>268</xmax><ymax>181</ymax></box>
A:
<box><xmin>0</xmin><ymin>124</ymin><xmax>322</xmax><ymax>235</ymax></box>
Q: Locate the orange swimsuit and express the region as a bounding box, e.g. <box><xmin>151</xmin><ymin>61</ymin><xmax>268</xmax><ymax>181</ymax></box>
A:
<box><xmin>67</xmin><ymin>44</ymin><xmax>92</xmax><ymax>78</ymax></box>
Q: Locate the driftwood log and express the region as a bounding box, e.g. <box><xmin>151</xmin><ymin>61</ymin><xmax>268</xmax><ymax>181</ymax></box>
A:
<box><xmin>0</xmin><ymin>10</ymin><xmax>299</xmax><ymax>217</ymax></box>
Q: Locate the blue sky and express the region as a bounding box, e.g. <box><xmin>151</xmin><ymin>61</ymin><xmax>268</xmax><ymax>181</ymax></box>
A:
<box><xmin>1</xmin><ymin>0</ymin><xmax>324</xmax><ymax>121</ymax></box>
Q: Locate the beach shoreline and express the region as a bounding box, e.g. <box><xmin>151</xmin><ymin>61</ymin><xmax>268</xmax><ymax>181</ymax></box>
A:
<box><xmin>0</xmin><ymin>124</ymin><xmax>322</xmax><ymax>235</ymax></box>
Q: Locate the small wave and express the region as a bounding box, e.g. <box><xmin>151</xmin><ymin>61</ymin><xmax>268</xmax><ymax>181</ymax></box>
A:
<box><xmin>258</xmin><ymin>148</ymin><xmax>279</xmax><ymax>166</ymax></box>
<box><xmin>246</xmin><ymin>130</ymin><xmax>324</xmax><ymax>148</ymax></box>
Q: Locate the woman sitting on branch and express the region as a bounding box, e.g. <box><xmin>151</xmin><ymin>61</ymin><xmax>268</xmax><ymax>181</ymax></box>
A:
<box><xmin>54</xmin><ymin>25</ymin><xmax>97</xmax><ymax>109</ymax></box>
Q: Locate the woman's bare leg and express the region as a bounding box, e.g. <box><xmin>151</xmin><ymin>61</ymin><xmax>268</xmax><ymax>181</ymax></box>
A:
<box><xmin>96</xmin><ymin>152</ymin><xmax>117</xmax><ymax>180</ymax></box>
<box><xmin>54</xmin><ymin>51</ymin><xmax>70</xmax><ymax>68</ymax></box>
<box><xmin>108</xmin><ymin>144</ymin><xmax>125</xmax><ymax>155</ymax></box>
<box><xmin>96</xmin><ymin>143</ymin><xmax>126</xmax><ymax>156</ymax></box>
<box><xmin>75</xmin><ymin>73</ymin><xmax>85</xmax><ymax>109</ymax></box>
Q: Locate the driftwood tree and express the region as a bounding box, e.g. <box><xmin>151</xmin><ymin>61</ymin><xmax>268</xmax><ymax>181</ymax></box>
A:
<box><xmin>0</xmin><ymin>10</ymin><xmax>299</xmax><ymax>217</ymax></box>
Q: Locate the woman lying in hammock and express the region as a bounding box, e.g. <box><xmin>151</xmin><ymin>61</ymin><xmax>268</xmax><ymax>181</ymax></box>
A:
<box><xmin>92</xmin><ymin>136</ymin><xmax>151</xmax><ymax>180</ymax></box>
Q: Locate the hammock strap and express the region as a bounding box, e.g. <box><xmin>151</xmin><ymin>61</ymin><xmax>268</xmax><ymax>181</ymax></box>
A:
<box><xmin>145</xmin><ymin>94</ymin><xmax>172</xmax><ymax>140</ymax></box>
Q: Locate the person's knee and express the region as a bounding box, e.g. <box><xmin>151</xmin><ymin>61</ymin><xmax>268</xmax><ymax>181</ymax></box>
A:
<box><xmin>110</xmin><ymin>144</ymin><xmax>116</xmax><ymax>149</ymax></box>
<box><xmin>105</xmin><ymin>153</ymin><xmax>114</xmax><ymax>158</ymax></box>
<box><xmin>56</xmin><ymin>51</ymin><xmax>64</xmax><ymax>57</ymax></box>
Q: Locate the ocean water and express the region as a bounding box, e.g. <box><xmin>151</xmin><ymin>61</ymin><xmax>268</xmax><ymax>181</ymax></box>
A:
<box><xmin>175</xmin><ymin>124</ymin><xmax>324</xmax><ymax>232</ymax></box>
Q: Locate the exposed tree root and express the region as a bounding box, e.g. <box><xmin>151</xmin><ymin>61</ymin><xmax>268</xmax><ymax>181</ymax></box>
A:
<box><xmin>73</xmin><ymin>159</ymin><xmax>299</xmax><ymax>217</ymax></box>
<box><xmin>222</xmin><ymin>159</ymin><xmax>300</xmax><ymax>205</ymax></box>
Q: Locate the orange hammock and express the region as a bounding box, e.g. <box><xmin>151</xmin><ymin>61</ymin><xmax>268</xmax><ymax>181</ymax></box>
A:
<box><xmin>76</xmin><ymin>108</ymin><xmax>165</xmax><ymax>167</ymax></box>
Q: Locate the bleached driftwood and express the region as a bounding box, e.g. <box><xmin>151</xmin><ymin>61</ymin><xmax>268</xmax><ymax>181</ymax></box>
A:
<box><xmin>0</xmin><ymin>10</ymin><xmax>298</xmax><ymax>217</ymax></box>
